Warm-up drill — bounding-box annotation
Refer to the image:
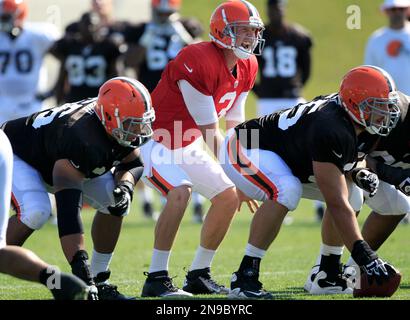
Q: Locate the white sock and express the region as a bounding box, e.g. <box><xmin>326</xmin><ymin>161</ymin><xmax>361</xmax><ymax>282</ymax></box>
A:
<box><xmin>190</xmin><ymin>246</ymin><xmax>216</xmax><ymax>271</ymax></box>
<box><xmin>315</xmin><ymin>244</ymin><xmax>344</xmax><ymax>265</ymax></box>
<box><xmin>320</xmin><ymin>244</ymin><xmax>344</xmax><ymax>256</ymax></box>
<box><xmin>245</xmin><ymin>243</ymin><xmax>266</xmax><ymax>259</ymax></box>
<box><xmin>91</xmin><ymin>250</ymin><xmax>113</xmax><ymax>280</ymax></box>
<box><xmin>149</xmin><ymin>249</ymin><xmax>171</xmax><ymax>273</ymax></box>
<box><xmin>192</xmin><ymin>192</ymin><xmax>204</xmax><ymax>206</ymax></box>
<box><xmin>139</xmin><ymin>187</ymin><xmax>153</xmax><ymax>203</ymax></box>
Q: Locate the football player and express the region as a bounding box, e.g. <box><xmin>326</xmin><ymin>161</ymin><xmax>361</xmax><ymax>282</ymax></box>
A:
<box><xmin>124</xmin><ymin>0</ymin><xmax>205</xmax><ymax>222</ymax></box>
<box><xmin>139</xmin><ymin>0</ymin><xmax>264</xmax><ymax>297</ymax></box>
<box><xmin>3</xmin><ymin>77</ymin><xmax>154</xmax><ymax>300</ymax></box>
<box><xmin>219</xmin><ymin>65</ymin><xmax>402</xmax><ymax>298</ymax></box>
<box><xmin>0</xmin><ymin>130</ymin><xmax>88</xmax><ymax>300</ymax></box>
<box><xmin>0</xmin><ymin>0</ymin><xmax>59</xmax><ymax>125</ymax></box>
<box><xmin>50</xmin><ymin>12</ymin><xmax>125</xmax><ymax>104</ymax></box>
<box><xmin>305</xmin><ymin>90</ymin><xmax>410</xmax><ymax>295</ymax></box>
<box><xmin>254</xmin><ymin>0</ymin><xmax>322</xmax><ymax>223</ymax></box>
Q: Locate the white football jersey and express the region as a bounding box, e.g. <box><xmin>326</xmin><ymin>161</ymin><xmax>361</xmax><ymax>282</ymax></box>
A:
<box><xmin>364</xmin><ymin>22</ymin><xmax>410</xmax><ymax>95</ymax></box>
<box><xmin>0</xmin><ymin>22</ymin><xmax>59</xmax><ymax>124</ymax></box>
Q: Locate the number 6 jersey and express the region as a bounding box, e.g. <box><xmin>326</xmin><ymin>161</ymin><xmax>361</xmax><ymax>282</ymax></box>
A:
<box><xmin>235</xmin><ymin>94</ymin><xmax>358</xmax><ymax>183</ymax></box>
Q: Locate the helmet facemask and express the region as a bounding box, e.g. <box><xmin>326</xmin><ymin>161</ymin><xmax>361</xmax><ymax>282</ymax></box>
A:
<box><xmin>356</xmin><ymin>93</ymin><xmax>401</xmax><ymax>136</ymax></box>
<box><xmin>111</xmin><ymin>109</ymin><xmax>156</xmax><ymax>148</ymax></box>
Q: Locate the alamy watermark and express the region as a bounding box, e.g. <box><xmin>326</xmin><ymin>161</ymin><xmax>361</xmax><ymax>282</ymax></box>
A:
<box><xmin>346</xmin><ymin>5</ymin><xmax>361</xmax><ymax>30</ymax></box>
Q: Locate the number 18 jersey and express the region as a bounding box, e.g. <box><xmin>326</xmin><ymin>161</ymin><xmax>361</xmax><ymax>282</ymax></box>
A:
<box><xmin>234</xmin><ymin>94</ymin><xmax>358</xmax><ymax>182</ymax></box>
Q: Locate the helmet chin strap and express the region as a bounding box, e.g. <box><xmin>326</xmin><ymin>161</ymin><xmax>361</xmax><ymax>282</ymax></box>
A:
<box><xmin>233</xmin><ymin>46</ymin><xmax>251</xmax><ymax>60</ymax></box>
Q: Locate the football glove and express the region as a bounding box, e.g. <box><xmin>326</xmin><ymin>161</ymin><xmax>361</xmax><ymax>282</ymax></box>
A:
<box><xmin>398</xmin><ymin>177</ymin><xmax>410</xmax><ymax>196</ymax></box>
<box><xmin>351</xmin><ymin>168</ymin><xmax>379</xmax><ymax>197</ymax></box>
<box><xmin>360</xmin><ymin>259</ymin><xmax>398</xmax><ymax>286</ymax></box>
<box><xmin>107</xmin><ymin>181</ymin><xmax>134</xmax><ymax>217</ymax></box>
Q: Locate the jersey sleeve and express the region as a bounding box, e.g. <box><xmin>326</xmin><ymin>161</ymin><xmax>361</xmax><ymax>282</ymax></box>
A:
<box><xmin>169</xmin><ymin>44</ymin><xmax>215</xmax><ymax>95</ymax></box>
<box><xmin>309</xmin><ymin>119</ymin><xmax>355</xmax><ymax>173</ymax></box>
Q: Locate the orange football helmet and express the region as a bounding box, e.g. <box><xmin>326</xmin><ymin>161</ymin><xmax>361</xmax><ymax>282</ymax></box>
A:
<box><xmin>209</xmin><ymin>0</ymin><xmax>265</xmax><ymax>59</ymax></box>
<box><xmin>339</xmin><ymin>65</ymin><xmax>401</xmax><ymax>136</ymax></box>
<box><xmin>0</xmin><ymin>0</ymin><xmax>27</xmax><ymax>32</ymax></box>
<box><xmin>95</xmin><ymin>77</ymin><xmax>155</xmax><ymax>147</ymax></box>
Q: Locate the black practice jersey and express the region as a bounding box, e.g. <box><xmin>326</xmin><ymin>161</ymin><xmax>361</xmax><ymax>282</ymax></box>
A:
<box><xmin>50</xmin><ymin>36</ymin><xmax>122</xmax><ymax>102</ymax></box>
<box><xmin>3</xmin><ymin>98</ymin><xmax>134</xmax><ymax>185</ymax></box>
<box><xmin>358</xmin><ymin>91</ymin><xmax>410</xmax><ymax>168</ymax></box>
<box><xmin>254</xmin><ymin>24</ymin><xmax>312</xmax><ymax>98</ymax></box>
<box><xmin>125</xmin><ymin>18</ymin><xmax>203</xmax><ymax>92</ymax></box>
<box><xmin>234</xmin><ymin>94</ymin><xmax>358</xmax><ymax>183</ymax></box>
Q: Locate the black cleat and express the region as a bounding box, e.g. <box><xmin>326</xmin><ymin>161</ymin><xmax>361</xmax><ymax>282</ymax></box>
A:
<box><xmin>141</xmin><ymin>271</ymin><xmax>192</xmax><ymax>297</ymax></box>
<box><xmin>94</xmin><ymin>270</ymin><xmax>136</xmax><ymax>300</ymax></box>
<box><xmin>228</xmin><ymin>269</ymin><xmax>272</xmax><ymax>299</ymax></box>
<box><xmin>51</xmin><ymin>272</ymin><xmax>89</xmax><ymax>300</ymax></box>
<box><xmin>183</xmin><ymin>267</ymin><xmax>229</xmax><ymax>295</ymax></box>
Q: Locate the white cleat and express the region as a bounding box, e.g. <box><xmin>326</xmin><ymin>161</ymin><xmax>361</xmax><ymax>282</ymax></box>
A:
<box><xmin>309</xmin><ymin>270</ymin><xmax>353</xmax><ymax>295</ymax></box>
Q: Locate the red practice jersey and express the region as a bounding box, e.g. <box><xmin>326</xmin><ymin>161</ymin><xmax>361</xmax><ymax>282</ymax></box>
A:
<box><xmin>152</xmin><ymin>41</ymin><xmax>258</xmax><ymax>149</ymax></box>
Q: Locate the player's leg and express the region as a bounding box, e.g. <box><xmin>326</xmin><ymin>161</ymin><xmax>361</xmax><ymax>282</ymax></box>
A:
<box><xmin>303</xmin><ymin>181</ymin><xmax>363</xmax><ymax>294</ymax></box>
<box><xmin>6</xmin><ymin>155</ymin><xmax>52</xmax><ymax>246</ymax></box>
<box><xmin>0</xmin><ymin>132</ymin><xmax>87</xmax><ymax>300</ymax></box>
<box><xmin>140</xmin><ymin>140</ymin><xmax>193</xmax><ymax>297</ymax></box>
<box><xmin>82</xmin><ymin>172</ymin><xmax>135</xmax><ymax>300</ymax></box>
<box><xmin>221</xmin><ymin>132</ymin><xmax>302</xmax><ymax>298</ymax></box>
<box><xmin>356</xmin><ymin>182</ymin><xmax>410</xmax><ymax>252</ymax></box>
<box><xmin>173</xmin><ymin>139</ymin><xmax>237</xmax><ymax>295</ymax></box>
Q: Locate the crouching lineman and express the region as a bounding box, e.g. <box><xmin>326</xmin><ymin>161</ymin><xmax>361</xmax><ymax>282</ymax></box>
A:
<box><xmin>0</xmin><ymin>130</ymin><xmax>88</xmax><ymax>300</ymax></box>
<box><xmin>305</xmin><ymin>89</ymin><xmax>410</xmax><ymax>295</ymax></box>
<box><xmin>2</xmin><ymin>77</ymin><xmax>155</xmax><ymax>299</ymax></box>
<box><xmin>219</xmin><ymin>65</ymin><xmax>402</xmax><ymax>298</ymax></box>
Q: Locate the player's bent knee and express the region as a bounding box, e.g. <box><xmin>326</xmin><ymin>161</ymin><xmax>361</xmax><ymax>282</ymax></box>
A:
<box><xmin>167</xmin><ymin>186</ymin><xmax>191</xmax><ymax>208</ymax></box>
<box><xmin>212</xmin><ymin>187</ymin><xmax>239</xmax><ymax>211</ymax></box>
<box><xmin>279</xmin><ymin>176</ymin><xmax>302</xmax><ymax>211</ymax></box>
<box><xmin>21</xmin><ymin>207</ymin><xmax>52</xmax><ymax>230</ymax></box>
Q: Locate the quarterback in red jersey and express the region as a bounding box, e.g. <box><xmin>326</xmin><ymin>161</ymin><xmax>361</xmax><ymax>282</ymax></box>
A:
<box><xmin>140</xmin><ymin>0</ymin><xmax>264</xmax><ymax>297</ymax></box>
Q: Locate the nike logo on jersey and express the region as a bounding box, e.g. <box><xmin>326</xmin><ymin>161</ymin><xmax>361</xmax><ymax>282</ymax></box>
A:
<box><xmin>332</xmin><ymin>150</ymin><xmax>343</xmax><ymax>159</ymax></box>
<box><xmin>184</xmin><ymin>63</ymin><xmax>193</xmax><ymax>73</ymax></box>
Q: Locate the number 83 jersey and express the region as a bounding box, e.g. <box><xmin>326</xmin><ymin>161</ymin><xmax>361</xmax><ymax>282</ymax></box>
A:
<box><xmin>0</xmin><ymin>23</ymin><xmax>58</xmax><ymax>107</ymax></box>
<box><xmin>235</xmin><ymin>94</ymin><xmax>358</xmax><ymax>183</ymax></box>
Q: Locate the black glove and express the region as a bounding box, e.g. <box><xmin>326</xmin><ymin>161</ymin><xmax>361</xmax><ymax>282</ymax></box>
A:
<box><xmin>398</xmin><ymin>177</ymin><xmax>410</xmax><ymax>196</ymax></box>
<box><xmin>360</xmin><ymin>258</ymin><xmax>398</xmax><ymax>286</ymax></box>
<box><xmin>351</xmin><ymin>168</ymin><xmax>379</xmax><ymax>197</ymax></box>
<box><xmin>351</xmin><ymin>240</ymin><xmax>397</xmax><ymax>286</ymax></box>
<box><xmin>107</xmin><ymin>181</ymin><xmax>134</xmax><ymax>217</ymax></box>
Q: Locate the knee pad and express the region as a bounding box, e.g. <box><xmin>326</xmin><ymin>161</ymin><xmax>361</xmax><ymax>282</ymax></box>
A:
<box><xmin>277</xmin><ymin>176</ymin><xmax>302</xmax><ymax>211</ymax></box>
<box><xmin>21</xmin><ymin>203</ymin><xmax>52</xmax><ymax>230</ymax></box>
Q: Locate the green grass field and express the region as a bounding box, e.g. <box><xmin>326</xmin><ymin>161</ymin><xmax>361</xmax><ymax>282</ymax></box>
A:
<box><xmin>1</xmin><ymin>200</ymin><xmax>409</xmax><ymax>300</ymax></box>
<box><xmin>1</xmin><ymin>0</ymin><xmax>409</xmax><ymax>300</ymax></box>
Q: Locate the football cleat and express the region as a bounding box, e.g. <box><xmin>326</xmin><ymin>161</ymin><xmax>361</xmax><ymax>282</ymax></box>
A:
<box><xmin>94</xmin><ymin>270</ymin><xmax>136</xmax><ymax>300</ymax></box>
<box><xmin>228</xmin><ymin>269</ymin><xmax>272</xmax><ymax>299</ymax></box>
<box><xmin>183</xmin><ymin>267</ymin><xmax>229</xmax><ymax>295</ymax></box>
<box><xmin>304</xmin><ymin>264</ymin><xmax>319</xmax><ymax>292</ymax></box>
<box><xmin>309</xmin><ymin>270</ymin><xmax>353</xmax><ymax>295</ymax></box>
<box><xmin>50</xmin><ymin>272</ymin><xmax>89</xmax><ymax>300</ymax></box>
<box><xmin>141</xmin><ymin>271</ymin><xmax>193</xmax><ymax>297</ymax></box>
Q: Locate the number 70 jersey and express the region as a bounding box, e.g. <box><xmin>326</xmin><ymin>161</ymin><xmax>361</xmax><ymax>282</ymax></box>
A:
<box><xmin>0</xmin><ymin>23</ymin><xmax>58</xmax><ymax>105</ymax></box>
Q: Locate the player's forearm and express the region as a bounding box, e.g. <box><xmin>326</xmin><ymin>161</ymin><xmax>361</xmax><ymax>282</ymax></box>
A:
<box><xmin>326</xmin><ymin>204</ymin><xmax>363</xmax><ymax>252</ymax></box>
